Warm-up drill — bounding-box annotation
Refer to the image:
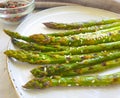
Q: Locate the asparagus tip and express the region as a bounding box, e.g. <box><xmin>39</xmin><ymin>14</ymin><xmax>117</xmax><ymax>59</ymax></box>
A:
<box><xmin>3</xmin><ymin>29</ymin><xmax>9</xmax><ymax>33</ymax></box>
<box><xmin>4</xmin><ymin>50</ymin><xmax>10</xmax><ymax>55</ymax></box>
<box><xmin>3</xmin><ymin>29</ymin><xmax>15</xmax><ymax>37</ymax></box>
<box><xmin>43</xmin><ymin>22</ymin><xmax>54</xmax><ymax>28</ymax></box>
<box><xmin>22</xmin><ymin>85</ymin><xmax>26</xmax><ymax>88</ymax></box>
<box><xmin>22</xmin><ymin>84</ymin><xmax>31</xmax><ymax>89</ymax></box>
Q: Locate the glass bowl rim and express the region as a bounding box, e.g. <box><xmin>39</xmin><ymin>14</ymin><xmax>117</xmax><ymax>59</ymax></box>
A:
<box><xmin>0</xmin><ymin>0</ymin><xmax>35</xmax><ymax>10</ymax></box>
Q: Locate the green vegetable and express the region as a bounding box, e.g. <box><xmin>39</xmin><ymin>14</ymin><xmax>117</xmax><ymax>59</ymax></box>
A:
<box><xmin>31</xmin><ymin>58</ymin><xmax>120</xmax><ymax>77</ymax></box>
<box><xmin>48</xmin><ymin>22</ymin><xmax>120</xmax><ymax>36</ymax></box>
<box><xmin>11</xmin><ymin>39</ymin><xmax>120</xmax><ymax>55</ymax></box>
<box><xmin>4</xmin><ymin>26</ymin><xmax>120</xmax><ymax>46</ymax></box>
<box><xmin>12</xmin><ymin>39</ymin><xmax>68</xmax><ymax>52</ymax></box>
<box><xmin>29</xmin><ymin>28</ymin><xmax>120</xmax><ymax>46</ymax></box>
<box><xmin>30</xmin><ymin>51</ymin><xmax>120</xmax><ymax>77</ymax></box>
<box><xmin>45</xmin><ymin>41</ymin><xmax>120</xmax><ymax>55</ymax></box>
<box><xmin>43</xmin><ymin>18</ymin><xmax>120</xmax><ymax>29</ymax></box>
<box><xmin>4</xmin><ymin>50</ymin><xmax>113</xmax><ymax>64</ymax></box>
<box><xmin>23</xmin><ymin>72</ymin><xmax>120</xmax><ymax>89</ymax></box>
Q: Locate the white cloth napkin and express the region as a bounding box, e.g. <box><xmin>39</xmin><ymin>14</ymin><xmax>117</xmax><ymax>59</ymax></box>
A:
<box><xmin>35</xmin><ymin>0</ymin><xmax>120</xmax><ymax>14</ymax></box>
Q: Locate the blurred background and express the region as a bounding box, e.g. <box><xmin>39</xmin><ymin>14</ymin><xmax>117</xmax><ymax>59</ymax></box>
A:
<box><xmin>35</xmin><ymin>0</ymin><xmax>120</xmax><ymax>14</ymax></box>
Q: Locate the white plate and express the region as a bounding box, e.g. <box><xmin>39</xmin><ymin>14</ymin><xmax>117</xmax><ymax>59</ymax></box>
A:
<box><xmin>7</xmin><ymin>6</ymin><xmax>120</xmax><ymax>98</ymax></box>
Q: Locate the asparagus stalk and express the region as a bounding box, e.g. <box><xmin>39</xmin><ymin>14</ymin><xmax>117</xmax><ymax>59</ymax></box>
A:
<box><xmin>45</xmin><ymin>41</ymin><xmax>120</xmax><ymax>55</ymax></box>
<box><xmin>30</xmin><ymin>51</ymin><xmax>120</xmax><ymax>76</ymax></box>
<box><xmin>4</xmin><ymin>50</ymin><xmax>113</xmax><ymax>64</ymax></box>
<box><xmin>29</xmin><ymin>28</ymin><xmax>120</xmax><ymax>46</ymax></box>
<box><xmin>31</xmin><ymin>58</ymin><xmax>120</xmax><ymax>77</ymax></box>
<box><xmin>23</xmin><ymin>72</ymin><xmax>120</xmax><ymax>89</ymax></box>
<box><xmin>4</xmin><ymin>26</ymin><xmax>120</xmax><ymax>46</ymax></box>
<box><xmin>11</xmin><ymin>38</ymin><xmax>120</xmax><ymax>55</ymax></box>
<box><xmin>12</xmin><ymin>39</ymin><xmax>68</xmax><ymax>52</ymax></box>
<box><xmin>9</xmin><ymin>40</ymin><xmax>120</xmax><ymax>58</ymax></box>
<box><xmin>4</xmin><ymin>30</ymin><xmax>33</xmax><ymax>42</ymax></box>
<box><xmin>10</xmin><ymin>39</ymin><xmax>120</xmax><ymax>56</ymax></box>
<box><xmin>43</xmin><ymin>18</ymin><xmax>120</xmax><ymax>29</ymax></box>
<box><xmin>47</xmin><ymin>22</ymin><xmax>120</xmax><ymax>36</ymax></box>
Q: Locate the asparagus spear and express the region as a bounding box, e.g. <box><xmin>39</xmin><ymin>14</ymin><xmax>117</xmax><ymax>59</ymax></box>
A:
<box><xmin>30</xmin><ymin>51</ymin><xmax>120</xmax><ymax>76</ymax></box>
<box><xmin>23</xmin><ymin>72</ymin><xmax>120</xmax><ymax>89</ymax></box>
<box><xmin>29</xmin><ymin>29</ymin><xmax>120</xmax><ymax>46</ymax></box>
<box><xmin>12</xmin><ymin>39</ymin><xmax>68</xmax><ymax>52</ymax></box>
<box><xmin>4</xmin><ymin>26</ymin><xmax>120</xmax><ymax>46</ymax></box>
<box><xmin>47</xmin><ymin>22</ymin><xmax>120</xmax><ymax>36</ymax></box>
<box><xmin>45</xmin><ymin>41</ymin><xmax>120</xmax><ymax>55</ymax></box>
<box><xmin>43</xmin><ymin>18</ymin><xmax>120</xmax><ymax>29</ymax></box>
<box><xmin>11</xmin><ymin>38</ymin><xmax>120</xmax><ymax>55</ymax></box>
<box><xmin>4</xmin><ymin>50</ymin><xmax>113</xmax><ymax>64</ymax></box>
<box><xmin>11</xmin><ymin>37</ymin><xmax>120</xmax><ymax>55</ymax></box>
<box><xmin>31</xmin><ymin>58</ymin><xmax>120</xmax><ymax>77</ymax></box>
<box><xmin>10</xmin><ymin>39</ymin><xmax>120</xmax><ymax>56</ymax></box>
<box><xmin>62</xmin><ymin>58</ymin><xmax>120</xmax><ymax>76</ymax></box>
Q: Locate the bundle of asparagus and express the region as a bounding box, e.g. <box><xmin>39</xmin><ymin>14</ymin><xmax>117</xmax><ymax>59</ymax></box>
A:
<box><xmin>4</xmin><ymin>18</ymin><xmax>120</xmax><ymax>89</ymax></box>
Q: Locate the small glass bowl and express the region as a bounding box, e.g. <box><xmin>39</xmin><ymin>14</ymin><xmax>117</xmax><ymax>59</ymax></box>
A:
<box><xmin>0</xmin><ymin>0</ymin><xmax>35</xmax><ymax>24</ymax></box>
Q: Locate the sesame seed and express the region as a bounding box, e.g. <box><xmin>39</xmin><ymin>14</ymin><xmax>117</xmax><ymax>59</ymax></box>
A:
<box><xmin>70</xmin><ymin>47</ymin><xmax>73</xmax><ymax>50</ymax></box>
<box><xmin>44</xmin><ymin>67</ymin><xmax>47</xmax><ymax>72</ymax></box>
<box><xmin>67</xmin><ymin>84</ymin><xmax>72</xmax><ymax>86</ymax></box>
<box><xmin>66</xmin><ymin>61</ymin><xmax>69</xmax><ymax>63</ymax></box>
<box><xmin>92</xmin><ymin>80</ymin><xmax>95</xmax><ymax>83</ymax></box>
<box><xmin>76</xmin><ymin>61</ymin><xmax>79</xmax><ymax>64</ymax></box>
<box><xmin>58</xmin><ymin>80</ymin><xmax>61</xmax><ymax>83</ymax></box>
<box><xmin>50</xmin><ymin>76</ymin><xmax>53</xmax><ymax>79</ymax></box>
<box><xmin>76</xmin><ymin>83</ymin><xmax>79</xmax><ymax>86</ymax></box>
<box><xmin>42</xmin><ymin>55</ymin><xmax>46</xmax><ymax>60</ymax></box>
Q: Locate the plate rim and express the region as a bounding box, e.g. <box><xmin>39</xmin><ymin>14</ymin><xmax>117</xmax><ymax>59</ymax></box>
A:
<box><xmin>6</xmin><ymin>40</ymin><xmax>22</xmax><ymax>98</ymax></box>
